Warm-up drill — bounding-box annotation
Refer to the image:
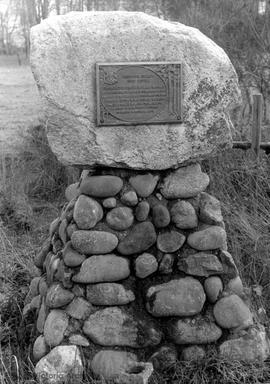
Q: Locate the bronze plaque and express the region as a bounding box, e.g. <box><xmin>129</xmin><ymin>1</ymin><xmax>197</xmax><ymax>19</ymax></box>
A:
<box><xmin>96</xmin><ymin>62</ymin><xmax>182</xmax><ymax>126</ymax></box>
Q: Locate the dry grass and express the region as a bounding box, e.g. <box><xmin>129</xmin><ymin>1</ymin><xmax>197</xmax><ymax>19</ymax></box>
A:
<box><xmin>0</xmin><ymin>55</ymin><xmax>41</xmax><ymax>157</ymax></box>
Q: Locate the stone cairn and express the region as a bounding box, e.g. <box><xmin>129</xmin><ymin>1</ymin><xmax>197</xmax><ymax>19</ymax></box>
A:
<box><xmin>24</xmin><ymin>165</ymin><xmax>269</xmax><ymax>383</ymax></box>
<box><xmin>25</xmin><ymin>11</ymin><xmax>269</xmax><ymax>383</ymax></box>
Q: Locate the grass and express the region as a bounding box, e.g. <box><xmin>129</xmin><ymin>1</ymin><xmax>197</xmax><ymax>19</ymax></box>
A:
<box><xmin>0</xmin><ymin>55</ymin><xmax>41</xmax><ymax>158</ymax></box>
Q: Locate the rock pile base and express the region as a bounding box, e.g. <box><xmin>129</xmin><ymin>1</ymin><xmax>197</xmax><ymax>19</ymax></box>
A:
<box><xmin>24</xmin><ymin>163</ymin><xmax>269</xmax><ymax>383</ymax></box>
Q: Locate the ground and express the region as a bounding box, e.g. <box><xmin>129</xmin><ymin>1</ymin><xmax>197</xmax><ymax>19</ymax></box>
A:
<box><xmin>0</xmin><ymin>55</ymin><xmax>41</xmax><ymax>156</ymax></box>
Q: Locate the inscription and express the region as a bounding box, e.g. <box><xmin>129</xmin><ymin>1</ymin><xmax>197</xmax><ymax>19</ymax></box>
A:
<box><xmin>96</xmin><ymin>62</ymin><xmax>182</xmax><ymax>126</ymax></box>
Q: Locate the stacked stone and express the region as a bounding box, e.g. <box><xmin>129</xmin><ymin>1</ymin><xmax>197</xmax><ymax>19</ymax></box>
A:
<box><xmin>24</xmin><ymin>163</ymin><xmax>269</xmax><ymax>383</ymax></box>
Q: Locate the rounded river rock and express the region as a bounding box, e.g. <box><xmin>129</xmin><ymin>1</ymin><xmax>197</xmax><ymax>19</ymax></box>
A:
<box><xmin>146</xmin><ymin>277</ymin><xmax>206</xmax><ymax>317</ymax></box>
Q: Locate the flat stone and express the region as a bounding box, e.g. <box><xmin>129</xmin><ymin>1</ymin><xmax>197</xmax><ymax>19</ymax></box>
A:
<box><xmin>33</xmin><ymin>335</ymin><xmax>48</xmax><ymax>362</ymax></box>
<box><xmin>157</xmin><ymin>231</ymin><xmax>186</xmax><ymax>253</ymax></box>
<box><xmin>31</xmin><ymin>12</ymin><xmax>240</xmax><ymax>169</ymax></box>
<box><xmin>149</xmin><ymin>345</ymin><xmax>177</xmax><ymax>372</ymax></box>
<box><xmin>37</xmin><ymin>299</ymin><xmax>47</xmax><ymax>333</ymax></box>
<box><xmin>178</xmin><ymin>253</ymin><xmax>223</xmax><ymax>277</ymax></box>
<box><xmin>62</xmin><ymin>241</ymin><xmax>86</xmax><ymax>267</ymax></box>
<box><xmin>159</xmin><ymin>253</ymin><xmax>175</xmax><ymax>274</ymax></box>
<box><xmin>72</xmin><ymin>254</ymin><xmax>130</xmax><ymax>283</ymax></box>
<box><xmin>34</xmin><ymin>237</ymin><xmax>51</xmax><ymax>269</ymax></box>
<box><xmin>135</xmin><ymin>253</ymin><xmax>158</xmax><ymax>278</ymax></box>
<box><xmin>121</xmin><ymin>191</ymin><xmax>138</xmax><ymax>207</ymax></box>
<box><xmin>73</xmin><ymin>195</ymin><xmax>103</xmax><ymax>229</ymax></box>
<box><xmin>170</xmin><ymin>200</ymin><xmax>198</xmax><ymax>229</ymax></box>
<box><xmin>49</xmin><ymin>218</ymin><xmax>60</xmax><ymax>238</ymax></box>
<box><xmin>35</xmin><ymin>345</ymin><xmax>83</xmax><ymax>383</ymax></box>
<box><xmin>199</xmin><ymin>192</ymin><xmax>223</xmax><ymax>225</ymax></box>
<box><xmin>45</xmin><ymin>284</ymin><xmax>74</xmax><ymax>308</ymax></box>
<box><xmin>218</xmin><ymin>250</ymin><xmax>239</xmax><ymax>278</ymax></box>
<box><xmin>58</xmin><ymin>218</ymin><xmax>68</xmax><ymax>244</ymax></box>
<box><xmin>106</xmin><ymin>207</ymin><xmax>134</xmax><ymax>230</ymax></box>
<box><xmin>103</xmin><ymin>197</ymin><xmax>117</xmax><ymax>208</ymax></box>
<box><xmin>71</xmin><ymin>230</ymin><xmax>118</xmax><ymax>254</ymax></box>
<box><xmin>219</xmin><ymin>327</ymin><xmax>270</xmax><ymax>362</ymax></box>
<box><xmin>214</xmin><ymin>294</ymin><xmax>253</xmax><ymax>329</ymax></box>
<box><xmin>182</xmin><ymin>346</ymin><xmax>206</xmax><ymax>361</ymax></box>
<box><xmin>44</xmin><ymin>309</ymin><xmax>69</xmax><ymax>347</ymax></box>
<box><xmin>187</xmin><ymin>226</ymin><xmax>227</xmax><ymax>251</ymax></box>
<box><xmin>69</xmin><ymin>333</ymin><xmax>90</xmax><ymax>347</ymax></box>
<box><xmin>204</xmin><ymin>276</ymin><xmax>223</xmax><ymax>303</ymax></box>
<box><xmin>135</xmin><ymin>201</ymin><xmax>150</xmax><ymax>221</ymax></box>
<box><xmin>65</xmin><ymin>182</ymin><xmax>80</xmax><ymax>202</ymax></box>
<box><xmin>79</xmin><ymin>175</ymin><xmax>123</xmax><ymax>197</ymax></box>
<box><xmin>129</xmin><ymin>174</ymin><xmax>159</xmax><ymax>197</ymax></box>
<box><xmin>152</xmin><ymin>204</ymin><xmax>170</xmax><ymax>228</ymax></box>
<box><xmin>65</xmin><ymin>297</ymin><xmax>94</xmax><ymax>320</ymax></box>
<box><xmin>146</xmin><ymin>277</ymin><xmax>206</xmax><ymax>317</ymax></box>
<box><xmin>117</xmin><ymin>222</ymin><xmax>156</xmax><ymax>256</ymax></box>
<box><xmin>83</xmin><ymin>307</ymin><xmax>162</xmax><ymax>348</ymax></box>
<box><xmin>169</xmin><ymin>317</ymin><xmax>222</xmax><ymax>344</ymax></box>
<box><xmin>161</xmin><ymin>164</ymin><xmax>210</xmax><ymax>199</ymax></box>
<box><xmin>87</xmin><ymin>283</ymin><xmax>135</xmax><ymax>305</ymax></box>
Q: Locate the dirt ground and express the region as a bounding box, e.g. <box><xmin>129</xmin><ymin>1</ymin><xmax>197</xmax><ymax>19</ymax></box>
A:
<box><xmin>0</xmin><ymin>55</ymin><xmax>41</xmax><ymax>157</ymax></box>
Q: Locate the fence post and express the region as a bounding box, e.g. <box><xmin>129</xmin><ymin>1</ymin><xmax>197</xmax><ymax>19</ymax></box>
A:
<box><xmin>251</xmin><ymin>93</ymin><xmax>263</xmax><ymax>158</ymax></box>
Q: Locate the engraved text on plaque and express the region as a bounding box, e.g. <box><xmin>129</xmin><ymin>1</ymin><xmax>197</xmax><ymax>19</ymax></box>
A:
<box><xmin>96</xmin><ymin>62</ymin><xmax>182</xmax><ymax>126</ymax></box>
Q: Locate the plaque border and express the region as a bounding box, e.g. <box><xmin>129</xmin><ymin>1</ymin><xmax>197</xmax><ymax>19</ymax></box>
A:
<box><xmin>96</xmin><ymin>62</ymin><xmax>183</xmax><ymax>126</ymax></box>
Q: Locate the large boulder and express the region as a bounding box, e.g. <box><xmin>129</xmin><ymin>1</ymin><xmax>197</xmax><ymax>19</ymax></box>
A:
<box><xmin>30</xmin><ymin>12</ymin><xmax>240</xmax><ymax>170</ymax></box>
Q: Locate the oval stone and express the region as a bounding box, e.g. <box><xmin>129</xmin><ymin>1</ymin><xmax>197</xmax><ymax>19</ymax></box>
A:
<box><xmin>187</xmin><ymin>226</ymin><xmax>227</xmax><ymax>251</ymax></box>
<box><xmin>157</xmin><ymin>231</ymin><xmax>186</xmax><ymax>253</ymax></box>
<box><xmin>73</xmin><ymin>195</ymin><xmax>103</xmax><ymax>229</ymax></box>
<box><xmin>65</xmin><ymin>182</ymin><xmax>80</xmax><ymax>202</ymax></box>
<box><xmin>71</xmin><ymin>230</ymin><xmax>118</xmax><ymax>255</ymax></box>
<box><xmin>146</xmin><ymin>277</ymin><xmax>206</xmax><ymax>317</ymax></box>
<box><xmin>170</xmin><ymin>200</ymin><xmax>198</xmax><ymax>229</ymax></box>
<box><xmin>169</xmin><ymin>317</ymin><xmax>222</xmax><ymax>344</ymax></box>
<box><xmin>63</xmin><ymin>241</ymin><xmax>86</xmax><ymax>267</ymax></box>
<box><xmin>44</xmin><ymin>309</ymin><xmax>69</xmax><ymax>347</ymax></box>
<box><xmin>204</xmin><ymin>276</ymin><xmax>223</xmax><ymax>303</ymax></box>
<box><xmin>152</xmin><ymin>204</ymin><xmax>170</xmax><ymax>228</ymax></box>
<box><xmin>45</xmin><ymin>284</ymin><xmax>74</xmax><ymax>308</ymax></box>
<box><xmin>102</xmin><ymin>197</ymin><xmax>117</xmax><ymax>209</ymax></box>
<box><xmin>135</xmin><ymin>201</ymin><xmax>150</xmax><ymax>222</ymax></box>
<box><xmin>87</xmin><ymin>283</ymin><xmax>135</xmax><ymax>305</ymax></box>
<box><xmin>117</xmin><ymin>222</ymin><xmax>156</xmax><ymax>256</ymax></box>
<box><xmin>106</xmin><ymin>207</ymin><xmax>134</xmax><ymax>231</ymax></box>
<box><xmin>135</xmin><ymin>253</ymin><xmax>158</xmax><ymax>278</ymax></box>
<box><xmin>213</xmin><ymin>294</ymin><xmax>253</xmax><ymax>329</ymax></box>
<box><xmin>33</xmin><ymin>335</ymin><xmax>48</xmax><ymax>362</ymax></box>
<box><xmin>72</xmin><ymin>254</ymin><xmax>130</xmax><ymax>283</ymax></box>
<box><xmin>79</xmin><ymin>175</ymin><xmax>123</xmax><ymax>197</ymax></box>
<box><xmin>129</xmin><ymin>174</ymin><xmax>159</xmax><ymax>197</ymax></box>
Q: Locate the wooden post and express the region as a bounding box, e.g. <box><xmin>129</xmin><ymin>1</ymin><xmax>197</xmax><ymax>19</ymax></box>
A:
<box><xmin>251</xmin><ymin>94</ymin><xmax>263</xmax><ymax>158</ymax></box>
